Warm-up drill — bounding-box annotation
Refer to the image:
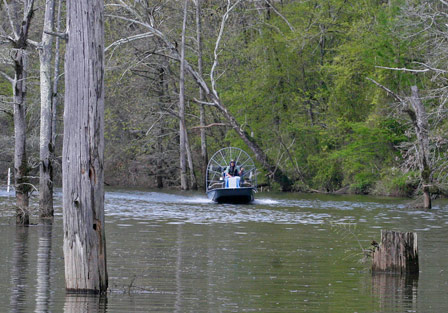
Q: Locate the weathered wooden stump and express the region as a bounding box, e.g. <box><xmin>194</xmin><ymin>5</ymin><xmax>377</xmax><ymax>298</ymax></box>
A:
<box><xmin>372</xmin><ymin>230</ymin><xmax>419</xmax><ymax>275</ymax></box>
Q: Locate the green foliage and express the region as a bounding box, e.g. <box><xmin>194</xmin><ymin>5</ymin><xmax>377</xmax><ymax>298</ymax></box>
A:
<box><xmin>96</xmin><ymin>0</ymin><xmax>440</xmax><ymax>194</ymax></box>
<box><xmin>0</xmin><ymin>79</ymin><xmax>12</xmax><ymax>96</ymax></box>
<box><xmin>209</xmin><ymin>0</ymin><xmax>423</xmax><ymax>194</ymax></box>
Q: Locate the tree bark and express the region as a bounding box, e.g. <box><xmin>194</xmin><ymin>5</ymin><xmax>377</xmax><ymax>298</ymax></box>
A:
<box><xmin>13</xmin><ymin>48</ymin><xmax>30</xmax><ymax>225</ymax></box>
<box><xmin>184</xmin><ymin>127</ymin><xmax>198</xmax><ymax>190</ymax></box>
<box><xmin>52</xmin><ymin>0</ymin><xmax>63</xmax><ymax>146</ymax></box>
<box><xmin>407</xmin><ymin>86</ymin><xmax>431</xmax><ymax>209</ymax></box>
<box><xmin>39</xmin><ymin>0</ymin><xmax>56</xmax><ymax>218</ymax></box>
<box><xmin>372</xmin><ymin>230</ymin><xmax>419</xmax><ymax>275</ymax></box>
<box><xmin>63</xmin><ymin>0</ymin><xmax>108</xmax><ymax>293</ymax></box>
<box><xmin>179</xmin><ymin>0</ymin><xmax>188</xmax><ymax>190</ymax></box>
<box><xmin>196</xmin><ymin>0</ymin><xmax>208</xmax><ymax>188</ymax></box>
<box><xmin>11</xmin><ymin>0</ymin><xmax>35</xmax><ymax>225</ymax></box>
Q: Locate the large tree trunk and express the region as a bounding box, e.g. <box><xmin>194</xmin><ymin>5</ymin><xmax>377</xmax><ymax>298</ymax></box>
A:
<box><xmin>12</xmin><ymin>0</ymin><xmax>35</xmax><ymax>225</ymax></box>
<box><xmin>39</xmin><ymin>0</ymin><xmax>56</xmax><ymax>218</ymax></box>
<box><xmin>63</xmin><ymin>0</ymin><xmax>108</xmax><ymax>293</ymax></box>
<box><xmin>13</xmin><ymin>49</ymin><xmax>30</xmax><ymax>225</ymax></box>
<box><xmin>179</xmin><ymin>0</ymin><xmax>189</xmax><ymax>190</ymax></box>
<box><xmin>196</xmin><ymin>0</ymin><xmax>208</xmax><ymax>188</ymax></box>
<box><xmin>407</xmin><ymin>86</ymin><xmax>431</xmax><ymax>209</ymax></box>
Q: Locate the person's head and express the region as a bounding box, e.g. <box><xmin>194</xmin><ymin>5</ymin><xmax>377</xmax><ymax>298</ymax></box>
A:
<box><xmin>230</xmin><ymin>160</ymin><xmax>235</xmax><ymax>166</ymax></box>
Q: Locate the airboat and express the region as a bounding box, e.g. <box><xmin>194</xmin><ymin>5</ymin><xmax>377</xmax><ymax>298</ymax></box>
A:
<box><xmin>206</xmin><ymin>147</ymin><xmax>257</xmax><ymax>203</ymax></box>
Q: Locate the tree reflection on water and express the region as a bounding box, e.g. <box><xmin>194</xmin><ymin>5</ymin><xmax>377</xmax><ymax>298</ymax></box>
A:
<box><xmin>372</xmin><ymin>273</ymin><xmax>418</xmax><ymax>312</ymax></box>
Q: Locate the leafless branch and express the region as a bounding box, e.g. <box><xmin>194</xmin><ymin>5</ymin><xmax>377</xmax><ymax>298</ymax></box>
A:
<box><xmin>193</xmin><ymin>98</ymin><xmax>215</xmax><ymax>106</ymax></box>
<box><xmin>105</xmin><ymin>32</ymin><xmax>154</xmax><ymax>52</ymax></box>
<box><xmin>26</xmin><ymin>39</ymin><xmax>39</xmax><ymax>48</ymax></box>
<box><xmin>3</xmin><ymin>0</ymin><xmax>18</xmax><ymax>39</ymax></box>
<box><xmin>190</xmin><ymin>122</ymin><xmax>227</xmax><ymax>130</ymax></box>
<box><xmin>44</xmin><ymin>30</ymin><xmax>68</xmax><ymax>40</ymax></box>
<box><xmin>366</xmin><ymin>77</ymin><xmax>405</xmax><ymax>104</ymax></box>
<box><xmin>264</xmin><ymin>0</ymin><xmax>295</xmax><ymax>32</ymax></box>
<box><xmin>375</xmin><ymin>65</ymin><xmax>429</xmax><ymax>73</ymax></box>
<box><xmin>145</xmin><ymin>114</ymin><xmax>163</xmax><ymax>136</ymax></box>
<box><xmin>413</xmin><ymin>62</ymin><xmax>448</xmax><ymax>74</ymax></box>
<box><xmin>211</xmin><ymin>0</ymin><xmax>243</xmax><ymax>98</ymax></box>
<box><xmin>0</xmin><ymin>70</ymin><xmax>13</xmax><ymax>83</ymax></box>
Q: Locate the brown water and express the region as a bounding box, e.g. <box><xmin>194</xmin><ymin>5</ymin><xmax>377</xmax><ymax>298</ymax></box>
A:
<box><xmin>1</xmin><ymin>188</ymin><xmax>448</xmax><ymax>312</ymax></box>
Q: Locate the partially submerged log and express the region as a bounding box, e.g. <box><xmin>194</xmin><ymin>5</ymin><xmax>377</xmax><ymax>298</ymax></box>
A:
<box><xmin>372</xmin><ymin>230</ymin><xmax>419</xmax><ymax>275</ymax></box>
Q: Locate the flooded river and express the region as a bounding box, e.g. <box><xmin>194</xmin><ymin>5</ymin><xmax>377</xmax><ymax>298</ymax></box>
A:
<box><xmin>1</xmin><ymin>188</ymin><xmax>448</xmax><ymax>312</ymax></box>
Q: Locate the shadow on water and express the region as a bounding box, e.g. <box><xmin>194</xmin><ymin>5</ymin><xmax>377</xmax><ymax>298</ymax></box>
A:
<box><xmin>64</xmin><ymin>294</ymin><xmax>107</xmax><ymax>313</ymax></box>
<box><xmin>10</xmin><ymin>226</ymin><xmax>29</xmax><ymax>313</ymax></box>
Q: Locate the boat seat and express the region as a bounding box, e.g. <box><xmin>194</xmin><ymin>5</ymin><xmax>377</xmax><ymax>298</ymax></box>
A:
<box><xmin>225</xmin><ymin>176</ymin><xmax>240</xmax><ymax>188</ymax></box>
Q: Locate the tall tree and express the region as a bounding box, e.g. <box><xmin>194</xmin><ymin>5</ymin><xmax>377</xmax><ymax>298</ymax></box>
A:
<box><xmin>196</xmin><ymin>0</ymin><xmax>208</xmax><ymax>185</ymax></box>
<box><xmin>195</xmin><ymin>0</ymin><xmax>208</xmax><ymax>186</ymax></box>
<box><xmin>63</xmin><ymin>0</ymin><xmax>108</xmax><ymax>292</ymax></box>
<box><xmin>1</xmin><ymin>0</ymin><xmax>36</xmax><ymax>224</ymax></box>
<box><xmin>179</xmin><ymin>0</ymin><xmax>188</xmax><ymax>190</ymax></box>
<box><xmin>39</xmin><ymin>0</ymin><xmax>56</xmax><ymax>218</ymax></box>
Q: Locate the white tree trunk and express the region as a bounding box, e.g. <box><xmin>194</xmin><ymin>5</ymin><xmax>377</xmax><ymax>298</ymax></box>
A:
<box><xmin>63</xmin><ymin>0</ymin><xmax>108</xmax><ymax>293</ymax></box>
<box><xmin>196</xmin><ymin>0</ymin><xmax>208</xmax><ymax>187</ymax></box>
<box><xmin>39</xmin><ymin>0</ymin><xmax>56</xmax><ymax>218</ymax></box>
<box><xmin>408</xmin><ymin>86</ymin><xmax>432</xmax><ymax>209</ymax></box>
<box><xmin>184</xmin><ymin>127</ymin><xmax>197</xmax><ymax>190</ymax></box>
<box><xmin>179</xmin><ymin>0</ymin><xmax>188</xmax><ymax>190</ymax></box>
<box><xmin>11</xmin><ymin>0</ymin><xmax>35</xmax><ymax>225</ymax></box>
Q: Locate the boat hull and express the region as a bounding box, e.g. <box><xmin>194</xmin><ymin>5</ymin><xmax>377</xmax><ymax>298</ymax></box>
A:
<box><xmin>207</xmin><ymin>187</ymin><xmax>255</xmax><ymax>204</ymax></box>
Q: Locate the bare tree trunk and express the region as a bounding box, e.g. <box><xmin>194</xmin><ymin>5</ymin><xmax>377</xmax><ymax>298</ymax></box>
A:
<box><xmin>184</xmin><ymin>127</ymin><xmax>197</xmax><ymax>190</ymax></box>
<box><xmin>63</xmin><ymin>0</ymin><xmax>108</xmax><ymax>293</ymax></box>
<box><xmin>14</xmin><ymin>49</ymin><xmax>30</xmax><ymax>225</ymax></box>
<box><xmin>196</xmin><ymin>0</ymin><xmax>208</xmax><ymax>188</ymax></box>
<box><xmin>156</xmin><ymin>67</ymin><xmax>165</xmax><ymax>189</ymax></box>
<box><xmin>179</xmin><ymin>0</ymin><xmax>188</xmax><ymax>190</ymax></box>
<box><xmin>52</xmin><ymin>0</ymin><xmax>63</xmax><ymax>146</ymax></box>
<box><xmin>408</xmin><ymin>86</ymin><xmax>432</xmax><ymax>209</ymax></box>
<box><xmin>10</xmin><ymin>0</ymin><xmax>35</xmax><ymax>225</ymax></box>
<box><xmin>39</xmin><ymin>0</ymin><xmax>56</xmax><ymax>218</ymax></box>
<box><xmin>367</xmin><ymin>79</ymin><xmax>433</xmax><ymax>209</ymax></box>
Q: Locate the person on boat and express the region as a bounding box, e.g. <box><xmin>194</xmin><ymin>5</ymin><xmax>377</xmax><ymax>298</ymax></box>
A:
<box><xmin>224</xmin><ymin>160</ymin><xmax>239</xmax><ymax>177</ymax></box>
<box><xmin>239</xmin><ymin>167</ymin><xmax>245</xmax><ymax>183</ymax></box>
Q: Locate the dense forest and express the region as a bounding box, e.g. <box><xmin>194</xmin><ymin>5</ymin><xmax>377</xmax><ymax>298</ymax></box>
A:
<box><xmin>1</xmin><ymin>0</ymin><xmax>448</xmax><ymax>200</ymax></box>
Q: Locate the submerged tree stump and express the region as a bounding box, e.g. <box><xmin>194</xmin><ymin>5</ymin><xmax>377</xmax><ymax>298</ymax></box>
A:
<box><xmin>372</xmin><ymin>230</ymin><xmax>419</xmax><ymax>275</ymax></box>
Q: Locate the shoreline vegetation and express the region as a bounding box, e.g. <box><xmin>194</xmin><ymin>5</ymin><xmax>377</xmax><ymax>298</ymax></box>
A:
<box><xmin>1</xmin><ymin>0</ymin><xmax>448</xmax><ymax>211</ymax></box>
